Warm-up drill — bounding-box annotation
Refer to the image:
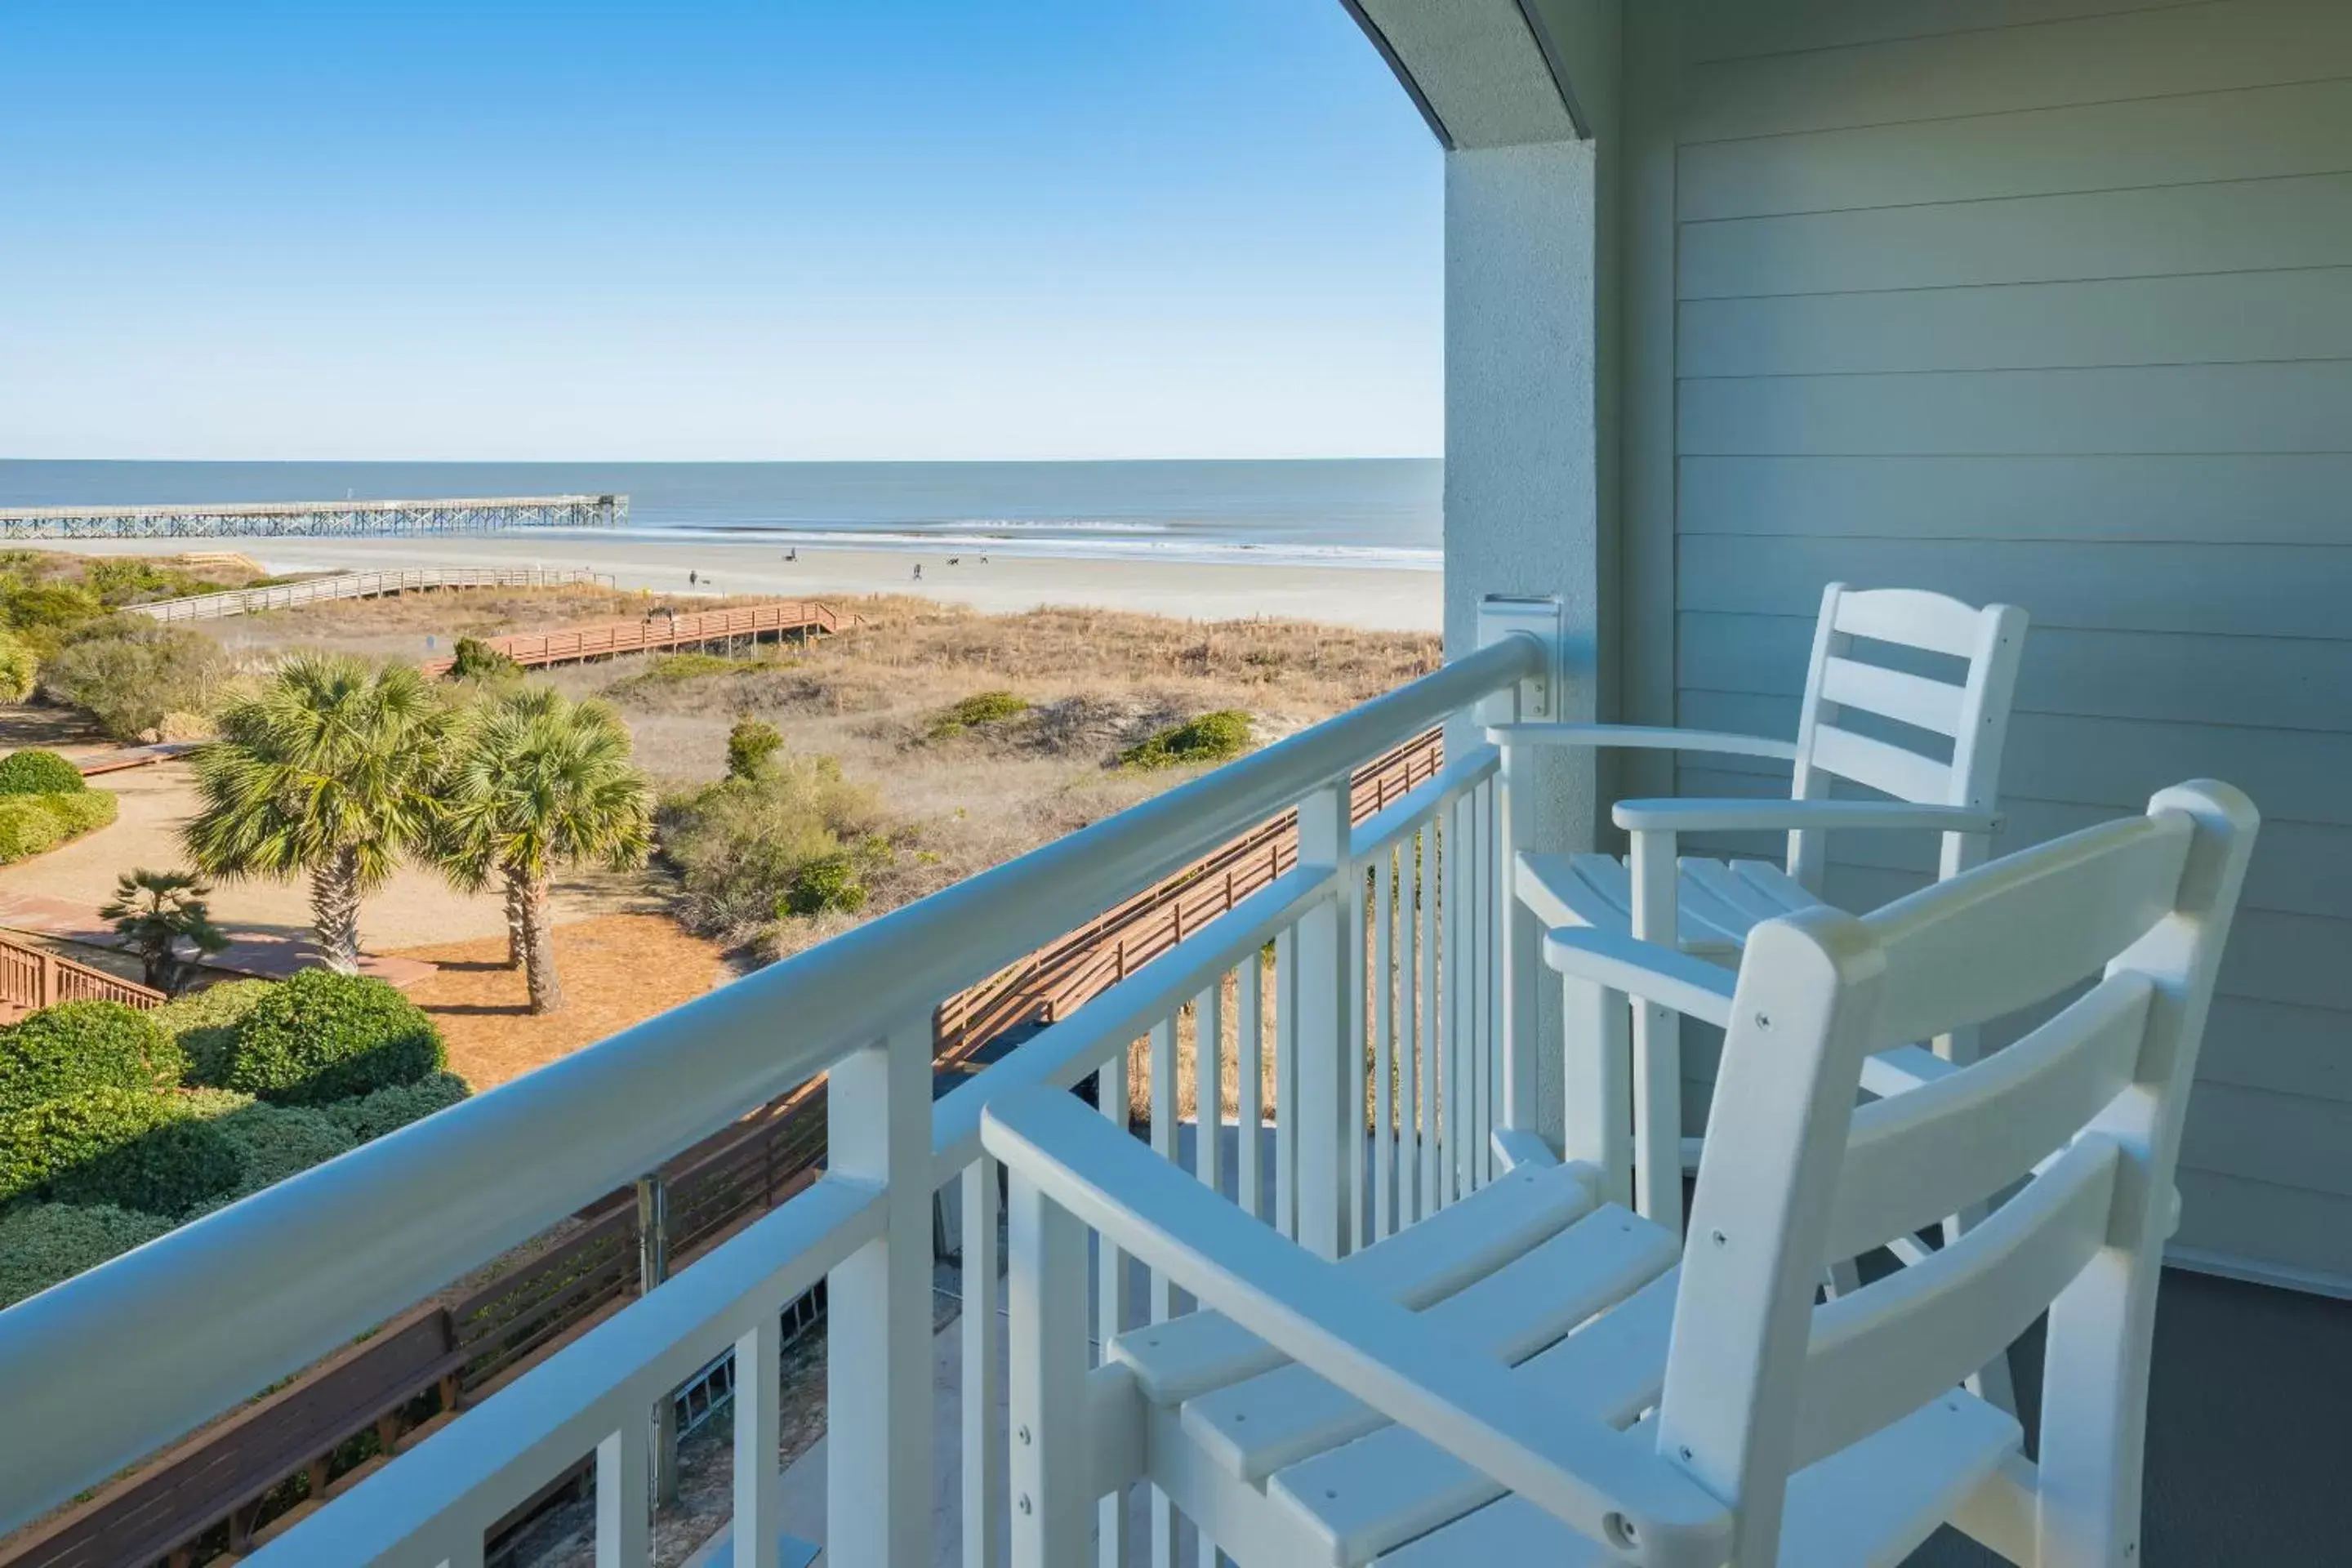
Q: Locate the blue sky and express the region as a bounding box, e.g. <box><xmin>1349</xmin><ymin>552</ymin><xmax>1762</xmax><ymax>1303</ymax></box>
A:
<box><xmin>0</xmin><ymin>2</ymin><xmax>1441</xmax><ymax>462</ymax></box>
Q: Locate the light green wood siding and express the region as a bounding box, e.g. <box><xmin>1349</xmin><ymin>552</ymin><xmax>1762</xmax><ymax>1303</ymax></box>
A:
<box><xmin>1665</xmin><ymin>0</ymin><xmax>2352</xmax><ymax>1292</ymax></box>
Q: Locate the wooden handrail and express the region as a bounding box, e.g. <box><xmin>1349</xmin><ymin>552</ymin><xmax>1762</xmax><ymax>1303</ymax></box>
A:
<box><xmin>0</xmin><ymin>933</ymin><xmax>164</xmax><ymax>1014</ymax></box>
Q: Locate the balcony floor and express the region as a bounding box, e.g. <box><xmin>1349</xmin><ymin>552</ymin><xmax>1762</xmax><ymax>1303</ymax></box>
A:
<box><xmin>1918</xmin><ymin>1267</ymin><xmax>2350</xmax><ymax>1564</ymax></box>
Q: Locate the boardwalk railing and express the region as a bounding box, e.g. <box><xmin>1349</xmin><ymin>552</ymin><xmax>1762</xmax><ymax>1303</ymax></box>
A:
<box><xmin>0</xmin><ymin>496</ymin><xmax>626</xmax><ymax>542</ymax></box>
<box><xmin>130</xmin><ymin>568</ymin><xmax>617</xmax><ymax>623</ymax></box>
<box><xmin>417</xmin><ymin>600</ymin><xmax>844</xmax><ymax>675</ymax></box>
<box><xmin>0</xmin><ymin>629</ymin><xmax>1550</xmax><ymax>1568</ymax></box>
<box><xmin>0</xmin><ymin>933</ymin><xmax>164</xmax><ymax>1015</ymax></box>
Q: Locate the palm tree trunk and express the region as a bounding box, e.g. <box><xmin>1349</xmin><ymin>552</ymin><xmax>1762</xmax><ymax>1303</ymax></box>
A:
<box><xmin>310</xmin><ymin>848</ymin><xmax>363</xmax><ymax>974</ymax></box>
<box><xmin>514</xmin><ymin>871</ymin><xmax>564</xmax><ymax>1013</ymax></box>
<box><xmin>502</xmin><ymin>880</ymin><xmax>528</xmax><ymax>969</ymax></box>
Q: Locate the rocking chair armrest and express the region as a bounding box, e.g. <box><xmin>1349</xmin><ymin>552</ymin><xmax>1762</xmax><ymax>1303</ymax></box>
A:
<box><xmin>1542</xmin><ymin>927</ymin><xmax>1736</xmax><ymax>1030</ymax></box>
<box><xmin>1484</xmin><ymin>723</ymin><xmax>1799</xmax><ymax>763</ymax></box>
<box><xmin>982</xmin><ymin>1089</ymin><xmax>1733</xmax><ymax>1568</ymax></box>
<box><xmin>1611</xmin><ymin>798</ymin><xmax>2001</xmax><ymax>835</ymax></box>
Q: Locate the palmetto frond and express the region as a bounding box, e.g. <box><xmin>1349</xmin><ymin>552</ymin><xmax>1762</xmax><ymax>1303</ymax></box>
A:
<box><xmin>181</xmin><ymin>653</ymin><xmax>452</xmax><ymax>891</ymax></box>
<box><xmin>438</xmin><ymin>687</ymin><xmax>653</xmax><ymax>890</ymax></box>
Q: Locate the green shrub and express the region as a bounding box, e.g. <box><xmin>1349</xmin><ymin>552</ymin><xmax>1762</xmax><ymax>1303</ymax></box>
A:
<box><xmin>225</xmin><ymin>969</ymin><xmax>447</xmax><ymax>1106</ymax></box>
<box><xmin>151</xmin><ymin>978</ymin><xmax>277</xmax><ymax>1087</ymax></box>
<box><xmin>37</xmin><ymin>788</ymin><xmax>118</xmax><ymax>835</ymax></box>
<box><xmin>658</xmin><ymin>755</ymin><xmax>888</xmax><ymax>941</ymax></box>
<box><xmin>0</xmin><ymin>1201</ymin><xmax>176</xmax><ymax>1307</ymax></box>
<box><xmin>0</xmin><ymin>798</ymin><xmax>63</xmax><ymax>862</ymax></box>
<box><xmin>448</xmin><ymin>636</ymin><xmax>521</xmax><ymax>681</ymax></box>
<box><xmin>318</xmin><ymin>1072</ymin><xmax>474</xmax><ymax>1143</ymax></box>
<box><xmin>726</xmin><ymin>718</ymin><xmax>784</xmax><ymax>780</ymax></box>
<box><xmin>0</xmin><ymin>579</ymin><xmax>104</xmax><ymax>647</ymax></box>
<box><xmin>0</xmin><ymin>749</ymin><xmax>84</xmax><ymax>795</ymax></box>
<box><xmin>0</xmin><ymin>1087</ymin><xmax>241</xmax><ymax>1214</ymax></box>
<box><xmin>781</xmin><ymin>853</ymin><xmax>869</xmax><ymax>916</ymax></box>
<box><xmin>1118</xmin><ymin>710</ymin><xmax>1254</xmax><ymax>771</ymax></box>
<box><xmin>38</xmin><ymin>616</ymin><xmax>237</xmax><ymax>740</ymax></box>
<box><xmin>928</xmin><ymin>689</ymin><xmax>1030</xmax><ymax>738</ymax></box>
<box><xmin>0</xmin><ymin>1000</ymin><xmax>185</xmax><ymax>1117</ymax></box>
<box><xmin>0</xmin><ymin>630</ymin><xmax>37</xmax><ymax>703</ymax></box>
<box><xmin>205</xmin><ymin>1098</ymin><xmax>359</xmax><ymax>1199</ymax></box>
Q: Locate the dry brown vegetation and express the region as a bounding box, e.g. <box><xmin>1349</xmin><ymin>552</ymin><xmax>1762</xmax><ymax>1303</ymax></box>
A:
<box><xmin>543</xmin><ymin>596</ymin><xmax>1440</xmax><ymax>958</ymax></box>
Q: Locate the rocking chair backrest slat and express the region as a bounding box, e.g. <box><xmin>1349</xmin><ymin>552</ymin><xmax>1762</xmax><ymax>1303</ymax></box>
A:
<box><xmin>1824</xmin><ymin>971</ymin><xmax>2154</xmax><ymax>1264</ymax></box>
<box><xmin>1659</xmin><ymin>780</ymin><xmax>2256</xmax><ymax>1568</ymax></box>
<box><xmin>1785</xmin><ymin>584</ymin><xmax>2029</xmax><ymax>892</ymax></box>
<box><xmin>1865</xmin><ymin>812</ymin><xmax>2192</xmax><ymax>1051</ymax></box>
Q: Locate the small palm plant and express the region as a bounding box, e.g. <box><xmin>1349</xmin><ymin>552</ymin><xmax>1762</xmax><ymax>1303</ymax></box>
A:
<box><xmin>182</xmin><ymin>653</ymin><xmax>450</xmax><ymax>973</ymax></box>
<box><xmin>437</xmin><ymin>686</ymin><xmax>653</xmax><ymax>1013</ymax></box>
<box><xmin>100</xmin><ymin>868</ymin><xmax>229</xmax><ymax>993</ymax></box>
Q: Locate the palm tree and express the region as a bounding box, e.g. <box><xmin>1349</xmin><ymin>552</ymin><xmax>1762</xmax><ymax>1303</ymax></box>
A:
<box><xmin>182</xmin><ymin>654</ymin><xmax>448</xmax><ymax>973</ymax></box>
<box><xmin>100</xmin><ymin>868</ymin><xmax>229</xmax><ymax>993</ymax></box>
<box><xmin>437</xmin><ymin>685</ymin><xmax>653</xmax><ymax>1013</ymax></box>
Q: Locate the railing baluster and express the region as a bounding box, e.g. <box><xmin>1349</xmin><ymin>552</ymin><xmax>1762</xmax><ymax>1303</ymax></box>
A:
<box><xmin>1273</xmin><ymin>926</ymin><xmax>1298</xmax><ymax>1241</ymax></box>
<box><xmin>826</xmin><ymin>1020</ymin><xmax>933</xmax><ymax>1568</ymax></box>
<box><xmin>1195</xmin><ymin>982</ymin><xmax>1223</xmax><ymax>1203</ymax></box>
<box><xmin>1418</xmin><ymin>822</ymin><xmax>1439</xmax><ymax>1220</ymax></box>
<box><xmin>1348</xmin><ymin>858</ymin><xmax>1370</xmax><ymax>1250</ymax></box>
<box><xmin>1146</xmin><ymin>1015</ymin><xmax>1180</xmax><ymax>1568</ymax></box>
<box><xmin>1445</xmin><ymin>797</ymin><xmax>1468</xmax><ymax>1205</ymax></box>
<box><xmin>1096</xmin><ymin>1049</ymin><xmax>1131</xmax><ymax>1568</ymax></box>
<box><xmin>737</xmin><ymin>1309</ymin><xmax>784</xmax><ymax>1568</ymax></box>
<box><xmin>961</xmin><ymin>1159</ymin><xmax>1004</xmax><ymax>1568</ymax></box>
<box><xmin>1294</xmin><ymin>779</ymin><xmax>1353</xmax><ymax>1260</ymax></box>
<box><xmin>1372</xmin><ymin>850</ymin><xmax>1395</xmax><ymax>1242</ymax></box>
<box><xmin>1238</xmin><ymin>947</ymin><xmax>1264</xmax><ymax>1222</ymax></box>
<box><xmin>1474</xmin><ymin>780</ymin><xmax>1495</xmax><ymax>1187</ymax></box>
<box><xmin>595</xmin><ymin>1419</ymin><xmax>650</xmax><ymax>1568</ymax></box>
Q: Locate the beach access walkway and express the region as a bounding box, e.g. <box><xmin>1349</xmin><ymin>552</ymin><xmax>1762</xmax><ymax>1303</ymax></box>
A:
<box><xmin>417</xmin><ymin>597</ymin><xmax>849</xmax><ymax>674</ymax></box>
<box><xmin>129</xmin><ymin>565</ymin><xmax>614</xmax><ymax>623</ymax></box>
<box><xmin>0</xmin><ymin>889</ymin><xmax>434</xmax><ymax>995</ymax></box>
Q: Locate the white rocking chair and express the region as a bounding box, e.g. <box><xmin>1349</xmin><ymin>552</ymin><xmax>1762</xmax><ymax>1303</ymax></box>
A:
<box><xmin>982</xmin><ymin>779</ymin><xmax>2255</xmax><ymax>1568</ymax></box>
<box><xmin>1491</xmin><ymin>583</ymin><xmax>2029</xmax><ymax>1235</ymax></box>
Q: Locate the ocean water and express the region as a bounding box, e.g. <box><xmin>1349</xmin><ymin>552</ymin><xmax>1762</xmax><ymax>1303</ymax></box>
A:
<box><xmin>0</xmin><ymin>460</ymin><xmax>1441</xmax><ymax>571</ymax></box>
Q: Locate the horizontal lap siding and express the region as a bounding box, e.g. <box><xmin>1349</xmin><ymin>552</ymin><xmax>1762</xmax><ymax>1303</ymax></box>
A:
<box><xmin>1671</xmin><ymin>0</ymin><xmax>2352</xmax><ymax>1289</ymax></box>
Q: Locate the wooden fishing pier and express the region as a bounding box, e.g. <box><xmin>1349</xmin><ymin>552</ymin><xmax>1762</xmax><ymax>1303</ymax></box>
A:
<box><xmin>0</xmin><ymin>494</ymin><xmax>626</xmax><ymax>541</ymax></box>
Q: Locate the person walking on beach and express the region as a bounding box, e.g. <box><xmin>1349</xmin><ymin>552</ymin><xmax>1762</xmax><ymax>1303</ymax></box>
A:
<box><xmin>911</xmin><ymin>562</ymin><xmax>923</xmax><ymax>581</ymax></box>
<box><xmin>689</xmin><ymin>570</ymin><xmax>698</xmax><ymax>586</ymax></box>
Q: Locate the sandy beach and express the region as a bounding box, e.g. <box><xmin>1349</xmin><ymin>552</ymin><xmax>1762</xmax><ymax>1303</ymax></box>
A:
<box><xmin>47</xmin><ymin>533</ymin><xmax>1442</xmax><ymax>631</ymax></box>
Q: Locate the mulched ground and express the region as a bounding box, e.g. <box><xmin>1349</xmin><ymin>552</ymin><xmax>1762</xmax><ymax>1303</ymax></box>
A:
<box><xmin>385</xmin><ymin>914</ymin><xmax>733</xmax><ymax>1089</ymax></box>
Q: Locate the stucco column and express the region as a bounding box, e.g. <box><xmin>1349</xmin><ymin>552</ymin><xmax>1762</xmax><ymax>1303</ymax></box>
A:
<box><xmin>1443</xmin><ymin>135</ymin><xmax>1613</xmax><ymax>1148</ymax></box>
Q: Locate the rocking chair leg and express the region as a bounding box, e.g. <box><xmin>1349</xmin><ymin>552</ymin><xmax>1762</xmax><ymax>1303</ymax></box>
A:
<box><xmin>1561</xmin><ymin>974</ymin><xmax>1633</xmax><ymax>1208</ymax></box>
<box><xmin>1008</xmin><ymin>1175</ymin><xmax>1093</xmax><ymax>1568</ymax></box>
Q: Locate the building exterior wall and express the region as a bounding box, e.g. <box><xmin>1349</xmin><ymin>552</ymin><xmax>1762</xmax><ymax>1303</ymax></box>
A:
<box><xmin>1648</xmin><ymin>0</ymin><xmax>2352</xmax><ymax>1292</ymax></box>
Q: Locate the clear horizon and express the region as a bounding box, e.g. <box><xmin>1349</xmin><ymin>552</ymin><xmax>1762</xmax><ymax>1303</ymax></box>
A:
<box><xmin>1</xmin><ymin>2</ymin><xmax>1442</xmax><ymax>465</ymax></box>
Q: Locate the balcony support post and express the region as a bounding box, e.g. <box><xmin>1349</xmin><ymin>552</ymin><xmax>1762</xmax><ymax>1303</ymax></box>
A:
<box><xmin>1293</xmin><ymin>778</ymin><xmax>1356</xmax><ymax>1261</ymax></box>
<box><xmin>1477</xmin><ymin>598</ymin><xmax>1565</xmax><ymax>1164</ymax></box>
<box><xmin>635</xmin><ymin>1174</ymin><xmax>679</xmax><ymax>1508</ymax></box>
<box><xmin>826</xmin><ymin>1017</ymin><xmax>935</xmax><ymax>1568</ymax></box>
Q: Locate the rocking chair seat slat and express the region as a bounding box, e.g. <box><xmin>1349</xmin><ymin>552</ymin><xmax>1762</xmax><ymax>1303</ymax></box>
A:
<box><xmin>1375</xmin><ymin>1392</ymin><xmax>2017</xmax><ymax>1568</ymax></box>
<box><xmin>1176</xmin><ymin>1202</ymin><xmax>1676</xmax><ymax>1484</ymax></box>
<box><xmin>1111</xmin><ymin>1159</ymin><xmax>1597</xmax><ymax>1406</ymax></box>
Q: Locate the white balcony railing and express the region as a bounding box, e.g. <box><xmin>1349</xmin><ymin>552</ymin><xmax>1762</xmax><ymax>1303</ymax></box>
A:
<box><xmin>0</xmin><ymin>630</ymin><xmax>1545</xmax><ymax>1568</ymax></box>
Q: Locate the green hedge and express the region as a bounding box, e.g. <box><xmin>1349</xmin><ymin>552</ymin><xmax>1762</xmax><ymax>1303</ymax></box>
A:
<box><xmin>0</xmin><ymin>1000</ymin><xmax>185</xmax><ymax>1118</ymax></box>
<box><xmin>225</xmin><ymin>969</ymin><xmax>448</xmax><ymax>1106</ymax></box>
<box><xmin>0</xmin><ymin>1087</ymin><xmax>241</xmax><ymax>1215</ymax></box>
<box><xmin>150</xmin><ymin>978</ymin><xmax>278</xmax><ymax>1088</ymax></box>
<box><xmin>318</xmin><ymin>1071</ymin><xmax>473</xmax><ymax>1143</ymax></box>
<box><xmin>205</xmin><ymin>1098</ymin><xmax>359</xmax><ymax>1200</ymax></box>
<box><xmin>0</xmin><ymin>749</ymin><xmax>85</xmax><ymax>795</ymax></box>
<box><xmin>0</xmin><ymin>1201</ymin><xmax>175</xmax><ymax>1308</ymax></box>
<box><xmin>0</xmin><ymin>784</ymin><xmax>117</xmax><ymax>865</ymax></box>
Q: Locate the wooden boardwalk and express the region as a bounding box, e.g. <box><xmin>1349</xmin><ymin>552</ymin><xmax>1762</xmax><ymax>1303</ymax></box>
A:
<box><xmin>131</xmin><ymin>566</ymin><xmax>614</xmax><ymax>623</ymax></box>
<box><xmin>417</xmin><ymin>599</ymin><xmax>845</xmax><ymax>675</ymax></box>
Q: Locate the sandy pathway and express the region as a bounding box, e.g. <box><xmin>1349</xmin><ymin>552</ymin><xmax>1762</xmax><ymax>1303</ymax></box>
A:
<box><xmin>0</xmin><ymin>751</ymin><xmax>666</xmax><ymax>952</ymax></box>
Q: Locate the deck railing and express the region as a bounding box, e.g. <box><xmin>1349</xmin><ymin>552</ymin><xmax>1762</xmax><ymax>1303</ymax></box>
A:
<box><xmin>0</xmin><ymin>632</ymin><xmax>1544</xmax><ymax>1568</ymax></box>
<box><xmin>0</xmin><ymin>933</ymin><xmax>165</xmax><ymax>1014</ymax></box>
